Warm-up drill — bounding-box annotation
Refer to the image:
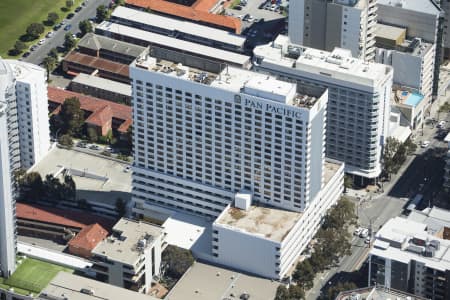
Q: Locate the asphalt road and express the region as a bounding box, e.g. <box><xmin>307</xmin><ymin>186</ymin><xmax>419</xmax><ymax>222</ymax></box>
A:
<box><xmin>23</xmin><ymin>0</ymin><xmax>110</xmax><ymax>66</ymax></box>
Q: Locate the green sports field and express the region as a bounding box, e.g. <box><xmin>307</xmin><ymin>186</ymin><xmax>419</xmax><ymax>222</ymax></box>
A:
<box><xmin>0</xmin><ymin>257</ymin><xmax>72</xmax><ymax>294</ymax></box>
<box><xmin>0</xmin><ymin>0</ymin><xmax>81</xmax><ymax>57</ymax></box>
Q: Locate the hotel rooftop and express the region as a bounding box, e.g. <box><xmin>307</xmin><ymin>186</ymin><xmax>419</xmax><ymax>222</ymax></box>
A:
<box><xmin>254</xmin><ymin>35</ymin><xmax>393</xmax><ymax>88</ymax></box>
<box><xmin>132</xmin><ymin>50</ymin><xmax>323</xmax><ymax>109</ymax></box>
<box><xmin>214</xmin><ymin>160</ymin><xmax>343</xmax><ymax>242</ymax></box>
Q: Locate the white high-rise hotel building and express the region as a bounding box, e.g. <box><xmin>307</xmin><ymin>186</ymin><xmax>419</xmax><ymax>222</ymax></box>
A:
<box><xmin>253</xmin><ymin>36</ymin><xmax>393</xmax><ymax>183</ymax></box>
<box><xmin>0</xmin><ymin>59</ymin><xmax>50</xmax><ymax>277</ymax></box>
<box><xmin>130</xmin><ymin>51</ymin><xmax>344</xmax><ymax>278</ymax></box>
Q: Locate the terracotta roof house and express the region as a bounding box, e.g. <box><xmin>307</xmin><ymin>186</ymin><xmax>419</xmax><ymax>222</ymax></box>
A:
<box><xmin>126</xmin><ymin>0</ymin><xmax>241</xmax><ymax>33</ymax></box>
<box><xmin>16</xmin><ymin>203</ymin><xmax>112</xmax><ymax>258</ymax></box>
<box><xmin>47</xmin><ymin>87</ymin><xmax>132</xmax><ymax>136</ymax></box>
<box><xmin>68</xmin><ymin>224</ymin><xmax>109</xmax><ymax>258</ymax></box>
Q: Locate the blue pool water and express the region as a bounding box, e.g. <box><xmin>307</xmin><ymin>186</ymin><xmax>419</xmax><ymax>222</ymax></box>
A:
<box><xmin>405</xmin><ymin>93</ymin><xmax>424</xmax><ymax>107</ymax></box>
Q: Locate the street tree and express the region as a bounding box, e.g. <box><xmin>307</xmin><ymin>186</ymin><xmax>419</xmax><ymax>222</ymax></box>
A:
<box><xmin>288</xmin><ymin>285</ymin><xmax>305</xmax><ymax>300</ymax></box>
<box><xmin>96</xmin><ymin>5</ymin><xmax>109</xmax><ymax>22</ymax></box>
<box><xmin>275</xmin><ymin>285</ymin><xmax>290</xmax><ymax>300</ymax></box>
<box><xmin>383</xmin><ymin>137</ymin><xmax>401</xmax><ymax>180</ymax></box>
<box><xmin>344</xmin><ymin>175</ymin><xmax>353</xmax><ymax>193</ymax></box>
<box><xmin>48</xmin><ymin>48</ymin><xmax>58</xmax><ymax>58</ymax></box>
<box><xmin>26</xmin><ymin>23</ymin><xmax>45</xmax><ymax>39</ymax></box>
<box><xmin>16</xmin><ymin>172</ymin><xmax>45</xmax><ymax>202</ymax></box>
<box><xmin>60</xmin><ymin>97</ymin><xmax>84</xmax><ymax>135</ymax></box>
<box><xmin>63</xmin><ymin>33</ymin><xmax>76</xmax><ymax>51</ymax></box>
<box><xmin>42</xmin><ymin>56</ymin><xmax>57</xmax><ymax>80</ymax></box>
<box><xmin>11</xmin><ymin>40</ymin><xmax>27</xmax><ymax>55</ymax></box>
<box><xmin>292</xmin><ymin>260</ymin><xmax>315</xmax><ymax>289</ymax></box>
<box><xmin>47</xmin><ymin>12</ymin><xmax>59</xmax><ymax>25</ymax></box>
<box><xmin>79</xmin><ymin>20</ymin><xmax>93</xmax><ymax>36</ymax></box>
<box><xmin>66</xmin><ymin>0</ymin><xmax>74</xmax><ymax>8</ymax></box>
<box><xmin>58</xmin><ymin>134</ymin><xmax>74</xmax><ymax>148</ymax></box>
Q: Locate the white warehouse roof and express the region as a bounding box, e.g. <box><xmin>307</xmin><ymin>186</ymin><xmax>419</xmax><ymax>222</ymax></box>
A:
<box><xmin>112</xmin><ymin>6</ymin><xmax>246</xmax><ymax>48</ymax></box>
<box><xmin>96</xmin><ymin>22</ymin><xmax>251</xmax><ymax>66</ymax></box>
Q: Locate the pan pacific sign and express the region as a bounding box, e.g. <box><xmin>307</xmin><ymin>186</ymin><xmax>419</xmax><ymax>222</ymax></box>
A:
<box><xmin>244</xmin><ymin>98</ymin><xmax>302</xmax><ymax>119</ymax></box>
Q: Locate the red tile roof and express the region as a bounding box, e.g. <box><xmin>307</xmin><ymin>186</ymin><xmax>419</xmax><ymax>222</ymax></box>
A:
<box><xmin>16</xmin><ymin>203</ymin><xmax>115</xmax><ymax>230</ymax></box>
<box><xmin>85</xmin><ymin>105</ymin><xmax>113</xmax><ymax>127</ymax></box>
<box><xmin>126</xmin><ymin>0</ymin><xmax>241</xmax><ymax>33</ymax></box>
<box><xmin>64</xmin><ymin>52</ymin><xmax>130</xmax><ymax>78</ymax></box>
<box><xmin>68</xmin><ymin>223</ymin><xmax>108</xmax><ymax>252</ymax></box>
<box><xmin>47</xmin><ymin>87</ymin><xmax>132</xmax><ymax>133</ymax></box>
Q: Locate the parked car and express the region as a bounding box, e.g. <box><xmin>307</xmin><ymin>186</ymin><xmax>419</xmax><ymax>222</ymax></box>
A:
<box><xmin>353</xmin><ymin>227</ymin><xmax>363</xmax><ymax>236</ymax></box>
<box><xmin>364</xmin><ymin>236</ymin><xmax>371</xmax><ymax>244</ymax></box>
<box><xmin>234</xmin><ymin>5</ymin><xmax>242</xmax><ymax>10</ymax></box>
<box><xmin>437</xmin><ymin>120</ymin><xmax>447</xmax><ymax>128</ymax></box>
<box><xmin>75</xmin><ymin>6</ymin><xmax>82</xmax><ymax>12</ymax></box>
<box><xmin>89</xmin><ymin>144</ymin><xmax>100</xmax><ymax>150</ymax></box>
<box><xmin>67</xmin><ymin>13</ymin><xmax>75</xmax><ymax>19</ymax></box>
<box><xmin>124</xmin><ymin>166</ymin><xmax>131</xmax><ymax>173</ymax></box>
<box><xmin>64</xmin><ymin>24</ymin><xmax>72</xmax><ymax>31</ymax></box>
<box><xmin>46</xmin><ymin>31</ymin><xmax>54</xmax><ymax>38</ymax></box>
<box><xmin>30</xmin><ymin>45</ymin><xmax>38</xmax><ymax>51</ymax></box>
<box><xmin>421</xmin><ymin>140</ymin><xmax>430</xmax><ymax>148</ymax></box>
<box><xmin>359</xmin><ymin>228</ymin><xmax>369</xmax><ymax>238</ymax></box>
<box><xmin>38</xmin><ymin>39</ymin><xmax>46</xmax><ymax>45</ymax></box>
<box><xmin>54</xmin><ymin>24</ymin><xmax>62</xmax><ymax>30</ymax></box>
<box><xmin>22</xmin><ymin>51</ymin><xmax>31</xmax><ymax>58</ymax></box>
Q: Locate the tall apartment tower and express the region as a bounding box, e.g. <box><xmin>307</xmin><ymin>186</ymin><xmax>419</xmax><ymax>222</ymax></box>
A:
<box><xmin>254</xmin><ymin>36</ymin><xmax>393</xmax><ymax>184</ymax></box>
<box><xmin>7</xmin><ymin>60</ymin><xmax>51</xmax><ymax>169</ymax></box>
<box><xmin>0</xmin><ymin>59</ymin><xmax>50</xmax><ymax>277</ymax></box>
<box><xmin>0</xmin><ymin>61</ymin><xmax>18</xmax><ymax>277</ymax></box>
<box><xmin>288</xmin><ymin>0</ymin><xmax>377</xmax><ymax>61</ymax></box>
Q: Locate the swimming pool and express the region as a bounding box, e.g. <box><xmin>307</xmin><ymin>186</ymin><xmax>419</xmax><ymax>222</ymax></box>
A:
<box><xmin>405</xmin><ymin>93</ymin><xmax>424</xmax><ymax>107</ymax></box>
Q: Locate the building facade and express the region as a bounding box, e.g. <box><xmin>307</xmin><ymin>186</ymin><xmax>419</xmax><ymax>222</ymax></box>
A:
<box><xmin>288</xmin><ymin>0</ymin><xmax>377</xmax><ymax>61</ymax></box>
<box><xmin>91</xmin><ymin>218</ymin><xmax>164</xmax><ymax>293</ymax></box>
<box><xmin>253</xmin><ymin>36</ymin><xmax>393</xmax><ymax>183</ymax></box>
<box><xmin>0</xmin><ymin>59</ymin><xmax>51</xmax><ymax>278</ymax></box>
<box><xmin>0</xmin><ymin>60</ymin><xmax>18</xmax><ymax>277</ymax></box>
<box><xmin>130</xmin><ymin>51</ymin><xmax>329</xmax><ymax>219</ymax></box>
<box><xmin>369</xmin><ymin>217</ymin><xmax>450</xmax><ymax>300</ymax></box>
<box><xmin>7</xmin><ymin>61</ymin><xmax>51</xmax><ymax>169</ymax></box>
<box><xmin>377</xmin><ymin>0</ymin><xmax>443</xmax><ymax>96</ymax></box>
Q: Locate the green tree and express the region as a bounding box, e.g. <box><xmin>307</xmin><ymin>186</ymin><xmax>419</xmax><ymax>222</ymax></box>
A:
<box><xmin>162</xmin><ymin>245</ymin><xmax>194</xmax><ymax>279</ymax></box>
<box><xmin>383</xmin><ymin>137</ymin><xmax>401</xmax><ymax>179</ymax></box>
<box><xmin>58</xmin><ymin>134</ymin><xmax>73</xmax><ymax>148</ymax></box>
<box><xmin>42</xmin><ymin>56</ymin><xmax>57</xmax><ymax>80</ymax></box>
<box><xmin>77</xmin><ymin>198</ymin><xmax>92</xmax><ymax>210</ymax></box>
<box><xmin>12</xmin><ymin>40</ymin><xmax>27</xmax><ymax>55</ymax></box>
<box><xmin>322</xmin><ymin>197</ymin><xmax>357</xmax><ymax>230</ymax></box>
<box><xmin>292</xmin><ymin>260</ymin><xmax>315</xmax><ymax>289</ymax></box>
<box><xmin>404</xmin><ymin>138</ymin><xmax>417</xmax><ymax>155</ymax></box>
<box><xmin>320</xmin><ymin>282</ymin><xmax>357</xmax><ymax>300</ymax></box>
<box><xmin>16</xmin><ymin>172</ymin><xmax>45</xmax><ymax>202</ymax></box>
<box><xmin>288</xmin><ymin>285</ymin><xmax>305</xmax><ymax>300</ymax></box>
<box><xmin>47</xmin><ymin>12</ymin><xmax>59</xmax><ymax>25</ymax></box>
<box><xmin>48</xmin><ymin>48</ymin><xmax>58</xmax><ymax>59</ymax></box>
<box><xmin>26</xmin><ymin>23</ymin><xmax>45</xmax><ymax>39</ymax></box>
<box><xmin>87</xmin><ymin>127</ymin><xmax>98</xmax><ymax>142</ymax></box>
<box><xmin>115</xmin><ymin>197</ymin><xmax>127</xmax><ymax>217</ymax></box>
<box><xmin>44</xmin><ymin>174</ymin><xmax>64</xmax><ymax>202</ymax></box>
<box><xmin>63</xmin><ymin>175</ymin><xmax>76</xmax><ymax>200</ymax></box>
<box><xmin>64</xmin><ymin>33</ymin><xmax>76</xmax><ymax>51</ymax></box>
<box><xmin>344</xmin><ymin>175</ymin><xmax>353</xmax><ymax>193</ymax></box>
<box><xmin>60</xmin><ymin>97</ymin><xmax>84</xmax><ymax>135</ymax></box>
<box><xmin>79</xmin><ymin>20</ymin><xmax>93</xmax><ymax>36</ymax></box>
<box><xmin>96</xmin><ymin>5</ymin><xmax>109</xmax><ymax>22</ymax></box>
<box><xmin>275</xmin><ymin>285</ymin><xmax>289</xmax><ymax>300</ymax></box>
<box><xmin>66</xmin><ymin>0</ymin><xmax>74</xmax><ymax>8</ymax></box>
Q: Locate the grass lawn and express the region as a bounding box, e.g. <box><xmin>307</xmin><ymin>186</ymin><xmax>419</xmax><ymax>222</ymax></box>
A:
<box><xmin>0</xmin><ymin>0</ymin><xmax>83</xmax><ymax>58</ymax></box>
<box><xmin>1</xmin><ymin>257</ymin><xmax>72</xmax><ymax>294</ymax></box>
